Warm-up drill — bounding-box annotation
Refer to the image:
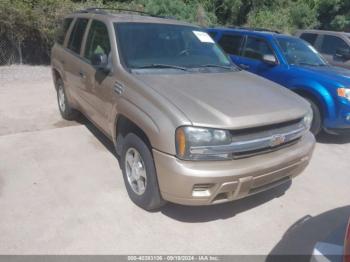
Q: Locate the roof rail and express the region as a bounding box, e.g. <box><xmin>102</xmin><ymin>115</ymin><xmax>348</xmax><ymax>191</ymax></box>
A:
<box><xmin>76</xmin><ymin>7</ymin><xmax>176</xmax><ymax>20</ymax></box>
<box><xmin>228</xmin><ymin>26</ymin><xmax>281</xmax><ymax>34</ymax></box>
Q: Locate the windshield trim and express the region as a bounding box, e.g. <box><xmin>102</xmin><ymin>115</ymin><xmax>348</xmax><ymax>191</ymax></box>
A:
<box><xmin>114</xmin><ymin>22</ymin><xmax>236</xmax><ymax>73</ymax></box>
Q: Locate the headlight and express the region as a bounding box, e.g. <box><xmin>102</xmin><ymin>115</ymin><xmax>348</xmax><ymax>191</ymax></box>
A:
<box><xmin>337</xmin><ymin>88</ymin><xmax>350</xmax><ymax>101</ymax></box>
<box><xmin>176</xmin><ymin>126</ymin><xmax>232</xmax><ymax>160</ymax></box>
<box><xmin>303</xmin><ymin>107</ymin><xmax>313</xmax><ymax>130</ymax></box>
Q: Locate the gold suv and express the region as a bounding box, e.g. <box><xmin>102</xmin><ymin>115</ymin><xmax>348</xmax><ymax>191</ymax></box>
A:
<box><xmin>51</xmin><ymin>8</ymin><xmax>315</xmax><ymax>210</ymax></box>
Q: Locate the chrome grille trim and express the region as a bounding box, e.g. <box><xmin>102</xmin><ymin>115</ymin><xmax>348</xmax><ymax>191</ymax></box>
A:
<box><xmin>190</xmin><ymin>121</ymin><xmax>307</xmax><ymax>156</ymax></box>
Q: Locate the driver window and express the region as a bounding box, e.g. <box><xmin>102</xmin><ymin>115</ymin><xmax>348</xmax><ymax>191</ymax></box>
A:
<box><xmin>84</xmin><ymin>20</ymin><xmax>111</xmax><ymax>62</ymax></box>
<box><xmin>320</xmin><ymin>35</ymin><xmax>348</xmax><ymax>55</ymax></box>
<box><xmin>242</xmin><ymin>36</ymin><xmax>274</xmax><ymax>61</ymax></box>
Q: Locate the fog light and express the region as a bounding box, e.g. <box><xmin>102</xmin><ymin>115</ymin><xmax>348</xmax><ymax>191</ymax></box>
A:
<box><xmin>346</xmin><ymin>114</ymin><xmax>350</xmax><ymax>122</ymax></box>
<box><xmin>192</xmin><ymin>184</ymin><xmax>213</xmax><ymax>197</ymax></box>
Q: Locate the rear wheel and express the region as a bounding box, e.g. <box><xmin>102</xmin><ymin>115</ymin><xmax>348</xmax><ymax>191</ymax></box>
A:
<box><xmin>305</xmin><ymin>97</ymin><xmax>322</xmax><ymax>136</ymax></box>
<box><xmin>121</xmin><ymin>133</ymin><xmax>165</xmax><ymax>211</ymax></box>
<box><xmin>56</xmin><ymin>78</ymin><xmax>78</xmax><ymax>120</ymax></box>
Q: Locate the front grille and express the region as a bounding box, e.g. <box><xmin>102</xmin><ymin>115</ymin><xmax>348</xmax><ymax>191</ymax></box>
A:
<box><xmin>232</xmin><ymin>138</ymin><xmax>300</xmax><ymax>159</ymax></box>
<box><xmin>230</xmin><ymin>118</ymin><xmax>305</xmax><ymax>159</ymax></box>
<box><xmin>189</xmin><ymin>118</ymin><xmax>307</xmax><ymax>159</ymax></box>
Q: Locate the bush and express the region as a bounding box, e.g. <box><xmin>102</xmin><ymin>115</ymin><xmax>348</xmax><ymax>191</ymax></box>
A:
<box><xmin>0</xmin><ymin>0</ymin><xmax>349</xmax><ymax>65</ymax></box>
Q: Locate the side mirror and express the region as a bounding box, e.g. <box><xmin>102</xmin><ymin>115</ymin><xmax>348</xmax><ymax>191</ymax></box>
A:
<box><xmin>335</xmin><ymin>48</ymin><xmax>350</xmax><ymax>60</ymax></box>
<box><xmin>262</xmin><ymin>54</ymin><xmax>278</xmax><ymax>65</ymax></box>
<box><xmin>91</xmin><ymin>53</ymin><xmax>108</xmax><ymax>69</ymax></box>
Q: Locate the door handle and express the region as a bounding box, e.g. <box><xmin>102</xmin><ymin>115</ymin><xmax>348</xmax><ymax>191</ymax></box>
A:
<box><xmin>79</xmin><ymin>70</ymin><xmax>86</xmax><ymax>79</ymax></box>
<box><xmin>113</xmin><ymin>82</ymin><xmax>125</xmax><ymax>95</ymax></box>
<box><xmin>239</xmin><ymin>64</ymin><xmax>250</xmax><ymax>70</ymax></box>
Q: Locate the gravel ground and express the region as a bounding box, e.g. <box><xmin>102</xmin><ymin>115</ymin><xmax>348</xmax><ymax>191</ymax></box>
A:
<box><xmin>0</xmin><ymin>65</ymin><xmax>51</xmax><ymax>85</ymax></box>
<box><xmin>0</xmin><ymin>65</ymin><xmax>349</xmax><ymax>256</ymax></box>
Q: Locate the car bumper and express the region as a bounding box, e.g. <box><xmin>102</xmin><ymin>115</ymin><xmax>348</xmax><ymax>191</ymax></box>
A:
<box><xmin>153</xmin><ymin>132</ymin><xmax>315</xmax><ymax>206</ymax></box>
<box><xmin>325</xmin><ymin>100</ymin><xmax>350</xmax><ymax>131</ymax></box>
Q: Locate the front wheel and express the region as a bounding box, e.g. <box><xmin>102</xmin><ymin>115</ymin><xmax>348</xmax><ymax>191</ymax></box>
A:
<box><xmin>121</xmin><ymin>133</ymin><xmax>166</xmax><ymax>211</ymax></box>
<box><xmin>56</xmin><ymin>78</ymin><xmax>79</xmax><ymax>120</ymax></box>
<box><xmin>305</xmin><ymin>98</ymin><xmax>322</xmax><ymax>136</ymax></box>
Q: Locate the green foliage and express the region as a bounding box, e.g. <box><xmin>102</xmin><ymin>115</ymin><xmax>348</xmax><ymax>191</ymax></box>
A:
<box><xmin>1</xmin><ymin>0</ymin><xmax>350</xmax><ymax>64</ymax></box>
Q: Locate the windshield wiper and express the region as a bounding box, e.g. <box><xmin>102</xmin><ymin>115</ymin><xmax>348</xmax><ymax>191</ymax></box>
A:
<box><xmin>133</xmin><ymin>64</ymin><xmax>188</xmax><ymax>71</ymax></box>
<box><xmin>199</xmin><ymin>64</ymin><xmax>235</xmax><ymax>70</ymax></box>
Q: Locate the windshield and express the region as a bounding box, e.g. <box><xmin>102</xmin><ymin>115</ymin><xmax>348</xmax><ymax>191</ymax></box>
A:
<box><xmin>115</xmin><ymin>23</ymin><xmax>233</xmax><ymax>71</ymax></box>
<box><xmin>276</xmin><ymin>37</ymin><xmax>327</xmax><ymax>66</ymax></box>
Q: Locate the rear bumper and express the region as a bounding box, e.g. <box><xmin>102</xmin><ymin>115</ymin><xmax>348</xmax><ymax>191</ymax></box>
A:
<box><xmin>153</xmin><ymin>132</ymin><xmax>315</xmax><ymax>206</ymax></box>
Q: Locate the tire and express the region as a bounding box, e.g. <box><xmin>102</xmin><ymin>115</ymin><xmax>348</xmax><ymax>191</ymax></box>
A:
<box><xmin>120</xmin><ymin>133</ymin><xmax>166</xmax><ymax>211</ymax></box>
<box><xmin>305</xmin><ymin>97</ymin><xmax>322</xmax><ymax>136</ymax></box>
<box><xmin>56</xmin><ymin>78</ymin><xmax>79</xmax><ymax>120</ymax></box>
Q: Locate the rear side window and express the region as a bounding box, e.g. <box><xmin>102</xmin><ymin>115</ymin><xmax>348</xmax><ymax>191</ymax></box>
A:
<box><xmin>67</xmin><ymin>18</ymin><xmax>89</xmax><ymax>54</ymax></box>
<box><xmin>300</xmin><ymin>33</ymin><xmax>318</xmax><ymax>46</ymax></box>
<box><xmin>56</xmin><ymin>18</ymin><xmax>73</xmax><ymax>45</ymax></box>
<box><xmin>84</xmin><ymin>20</ymin><xmax>111</xmax><ymax>62</ymax></box>
<box><xmin>242</xmin><ymin>36</ymin><xmax>274</xmax><ymax>60</ymax></box>
<box><xmin>320</xmin><ymin>35</ymin><xmax>348</xmax><ymax>55</ymax></box>
<box><xmin>218</xmin><ymin>34</ymin><xmax>244</xmax><ymax>55</ymax></box>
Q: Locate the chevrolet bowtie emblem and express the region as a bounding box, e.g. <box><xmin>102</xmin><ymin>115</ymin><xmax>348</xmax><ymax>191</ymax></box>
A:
<box><xmin>270</xmin><ymin>134</ymin><xmax>286</xmax><ymax>147</ymax></box>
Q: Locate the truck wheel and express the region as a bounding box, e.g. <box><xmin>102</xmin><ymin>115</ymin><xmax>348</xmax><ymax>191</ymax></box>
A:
<box><xmin>56</xmin><ymin>78</ymin><xmax>78</xmax><ymax>120</ymax></box>
<box><xmin>121</xmin><ymin>133</ymin><xmax>166</xmax><ymax>211</ymax></box>
<box><xmin>306</xmin><ymin>98</ymin><xmax>322</xmax><ymax>136</ymax></box>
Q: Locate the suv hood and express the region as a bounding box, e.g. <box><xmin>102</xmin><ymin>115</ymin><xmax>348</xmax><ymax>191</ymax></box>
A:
<box><xmin>135</xmin><ymin>70</ymin><xmax>309</xmax><ymax>129</ymax></box>
<box><xmin>294</xmin><ymin>65</ymin><xmax>350</xmax><ymax>87</ymax></box>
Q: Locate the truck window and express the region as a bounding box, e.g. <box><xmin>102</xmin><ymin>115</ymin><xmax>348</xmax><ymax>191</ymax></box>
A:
<box><xmin>300</xmin><ymin>33</ymin><xmax>318</xmax><ymax>46</ymax></box>
<box><xmin>84</xmin><ymin>20</ymin><xmax>111</xmax><ymax>62</ymax></box>
<box><xmin>320</xmin><ymin>35</ymin><xmax>348</xmax><ymax>55</ymax></box>
<box><xmin>242</xmin><ymin>36</ymin><xmax>274</xmax><ymax>61</ymax></box>
<box><xmin>67</xmin><ymin>18</ymin><xmax>89</xmax><ymax>54</ymax></box>
<box><xmin>218</xmin><ymin>34</ymin><xmax>244</xmax><ymax>55</ymax></box>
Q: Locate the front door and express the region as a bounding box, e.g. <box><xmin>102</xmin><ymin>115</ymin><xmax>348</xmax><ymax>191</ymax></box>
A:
<box><xmin>237</xmin><ymin>36</ymin><xmax>287</xmax><ymax>84</ymax></box>
<box><xmin>80</xmin><ymin>19</ymin><xmax>115</xmax><ymax>133</ymax></box>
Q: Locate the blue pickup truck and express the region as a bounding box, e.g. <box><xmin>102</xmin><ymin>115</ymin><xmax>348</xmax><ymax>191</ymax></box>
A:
<box><xmin>208</xmin><ymin>27</ymin><xmax>350</xmax><ymax>135</ymax></box>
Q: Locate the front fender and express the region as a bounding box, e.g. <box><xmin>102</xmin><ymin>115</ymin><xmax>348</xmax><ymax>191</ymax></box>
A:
<box><xmin>289</xmin><ymin>79</ymin><xmax>336</xmax><ymax>119</ymax></box>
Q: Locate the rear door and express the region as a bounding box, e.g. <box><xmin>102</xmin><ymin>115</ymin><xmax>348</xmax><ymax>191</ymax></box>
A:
<box><xmin>217</xmin><ymin>33</ymin><xmax>244</xmax><ymax>66</ymax></box>
<box><xmin>80</xmin><ymin>19</ymin><xmax>115</xmax><ymax>132</ymax></box>
<box><xmin>64</xmin><ymin>17</ymin><xmax>90</xmax><ymax>110</ymax></box>
<box><xmin>318</xmin><ymin>34</ymin><xmax>350</xmax><ymax>69</ymax></box>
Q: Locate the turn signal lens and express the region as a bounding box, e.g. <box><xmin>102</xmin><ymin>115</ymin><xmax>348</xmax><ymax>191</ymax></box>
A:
<box><xmin>337</xmin><ymin>88</ymin><xmax>350</xmax><ymax>101</ymax></box>
<box><xmin>176</xmin><ymin>128</ymin><xmax>186</xmax><ymax>158</ymax></box>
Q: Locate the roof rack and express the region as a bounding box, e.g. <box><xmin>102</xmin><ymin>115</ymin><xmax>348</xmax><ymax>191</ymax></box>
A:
<box><xmin>229</xmin><ymin>26</ymin><xmax>281</xmax><ymax>34</ymax></box>
<box><xmin>76</xmin><ymin>7</ymin><xmax>176</xmax><ymax>20</ymax></box>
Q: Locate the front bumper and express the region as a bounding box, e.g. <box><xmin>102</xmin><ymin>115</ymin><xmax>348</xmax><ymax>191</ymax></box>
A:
<box><xmin>325</xmin><ymin>99</ymin><xmax>350</xmax><ymax>131</ymax></box>
<box><xmin>153</xmin><ymin>132</ymin><xmax>315</xmax><ymax>206</ymax></box>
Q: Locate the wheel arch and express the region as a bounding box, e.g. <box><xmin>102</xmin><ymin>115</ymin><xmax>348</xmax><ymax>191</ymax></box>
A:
<box><xmin>114</xmin><ymin>114</ymin><xmax>153</xmax><ymax>156</ymax></box>
<box><xmin>290</xmin><ymin>85</ymin><xmax>334</xmax><ymax>119</ymax></box>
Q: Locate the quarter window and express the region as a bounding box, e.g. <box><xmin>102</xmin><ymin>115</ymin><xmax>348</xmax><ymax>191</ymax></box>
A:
<box><xmin>67</xmin><ymin>18</ymin><xmax>89</xmax><ymax>54</ymax></box>
<box><xmin>320</xmin><ymin>35</ymin><xmax>348</xmax><ymax>55</ymax></box>
<box><xmin>84</xmin><ymin>20</ymin><xmax>111</xmax><ymax>62</ymax></box>
<box><xmin>218</xmin><ymin>34</ymin><xmax>244</xmax><ymax>55</ymax></box>
<box><xmin>242</xmin><ymin>36</ymin><xmax>274</xmax><ymax>61</ymax></box>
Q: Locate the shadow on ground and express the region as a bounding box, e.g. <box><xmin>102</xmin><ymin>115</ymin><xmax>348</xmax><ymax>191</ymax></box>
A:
<box><xmin>77</xmin><ymin>115</ymin><xmax>118</xmax><ymax>158</ymax></box>
<box><xmin>317</xmin><ymin>132</ymin><xmax>350</xmax><ymax>145</ymax></box>
<box><xmin>160</xmin><ymin>181</ymin><xmax>291</xmax><ymax>222</ymax></box>
<box><xmin>266</xmin><ymin>206</ymin><xmax>350</xmax><ymax>262</ymax></box>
